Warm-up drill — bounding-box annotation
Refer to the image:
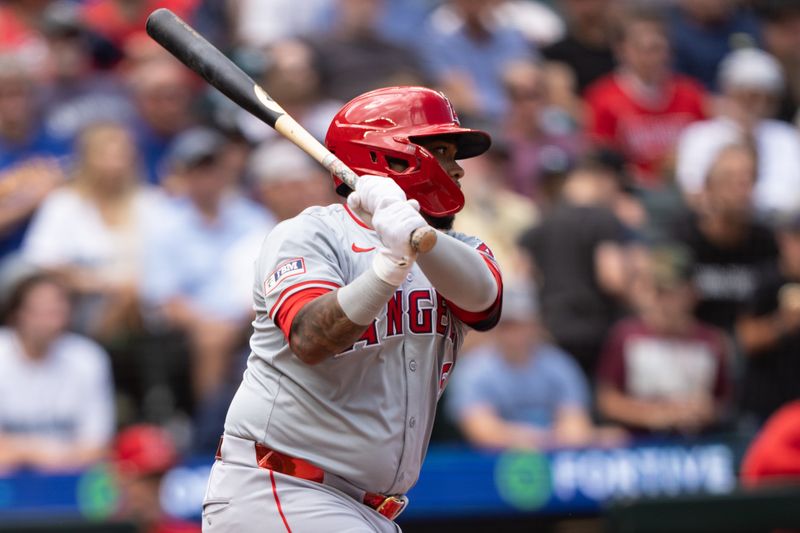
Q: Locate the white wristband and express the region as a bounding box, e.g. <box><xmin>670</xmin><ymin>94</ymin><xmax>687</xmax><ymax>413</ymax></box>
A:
<box><xmin>336</xmin><ymin>264</ymin><xmax>398</xmax><ymax>326</ymax></box>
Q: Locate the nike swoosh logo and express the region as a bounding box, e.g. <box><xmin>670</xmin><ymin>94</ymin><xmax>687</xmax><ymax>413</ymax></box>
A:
<box><xmin>351</xmin><ymin>243</ymin><xmax>376</xmax><ymax>253</ymax></box>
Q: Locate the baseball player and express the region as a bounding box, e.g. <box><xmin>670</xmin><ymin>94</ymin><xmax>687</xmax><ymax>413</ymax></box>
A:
<box><xmin>202</xmin><ymin>87</ymin><xmax>503</xmax><ymax>532</ymax></box>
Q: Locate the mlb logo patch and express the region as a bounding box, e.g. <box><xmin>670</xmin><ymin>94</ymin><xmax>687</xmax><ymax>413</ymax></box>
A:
<box><xmin>265</xmin><ymin>258</ymin><xmax>306</xmax><ymax>294</ymax></box>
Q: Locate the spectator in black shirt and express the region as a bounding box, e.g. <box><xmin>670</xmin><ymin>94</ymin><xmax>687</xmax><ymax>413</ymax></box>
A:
<box><xmin>756</xmin><ymin>0</ymin><xmax>800</xmax><ymax>123</ymax></box>
<box><xmin>518</xmin><ymin>157</ymin><xmax>630</xmax><ymax>378</ymax></box>
<box><xmin>671</xmin><ymin>143</ymin><xmax>778</xmax><ymax>333</ymax></box>
<box><xmin>737</xmin><ymin>212</ymin><xmax>800</xmax><ymax>424</ymax></box>
<box><xmin>542</xmin><ymin>0</ymin><xmax>617</xmax><ymax>95</ymax></box>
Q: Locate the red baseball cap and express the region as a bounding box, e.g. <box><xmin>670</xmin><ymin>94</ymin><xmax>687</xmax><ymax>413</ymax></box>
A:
<box><xmin>113</xmin><ymin>424</ymin><xmax>179</xmax><ymax>476</ymax></box>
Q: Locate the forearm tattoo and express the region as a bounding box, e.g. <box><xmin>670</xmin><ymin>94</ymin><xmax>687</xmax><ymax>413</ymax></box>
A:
<box><xmin>290</xmin><ymin>291</ymin><xmax>368</xmax><ymax>364</ymax></box>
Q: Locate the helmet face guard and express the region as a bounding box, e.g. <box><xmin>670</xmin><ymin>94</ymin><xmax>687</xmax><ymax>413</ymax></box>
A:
<box><xmin>325</xmin><ymin>87</ymin><xmax>491</xmax><ymax>217</ymax></box>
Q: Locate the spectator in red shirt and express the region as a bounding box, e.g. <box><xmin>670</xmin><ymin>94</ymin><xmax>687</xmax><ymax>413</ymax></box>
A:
<box><xmin>596</xmin><ymin>245</ymin><xmax>733</xmax><ymax>436</ymax></box>
<box><xmin>584</xmin><ymin>7</ymin><xmax>707</xmax><ymax>187</ymax></box>
<box><xmin>81</xmin><ymin>0</ymin><xmax>199</xmax><ymax>54</ymax></box>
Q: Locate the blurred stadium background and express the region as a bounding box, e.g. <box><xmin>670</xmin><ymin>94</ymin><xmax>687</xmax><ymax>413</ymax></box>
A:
<box><xmin>1</xmin><ymin>0</ymin><xmax>800</xmax><ymax>532</ymax></box>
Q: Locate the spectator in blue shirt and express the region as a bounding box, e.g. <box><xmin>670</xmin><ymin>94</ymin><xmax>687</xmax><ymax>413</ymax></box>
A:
<box><xmin>669</xmin><ymin>0</ymin><xmax>761</xmax><ymax>91</ymax></box>
<box><xmin>0</xmin><ymin>55</ymin><xmax>72</xmax><ymax>260</ymax></box>
<box><xmin>140</xmin><ymin>127</ymin><xmax>274</xmax><ymax>403</ymax></box>
<box><xmin>423</xmin><ymin>0</ymin><xmax>535</xmax><ymax>122</ymax></box>
<box><xmin>127</xmin><ymin>58</ymin><xmax>196</xmax><ymax>186</ymax></box>
<box><xmin>446</xmin><ymin>286</ymin><xmax>626</xmax><ymax>450</ymax></box>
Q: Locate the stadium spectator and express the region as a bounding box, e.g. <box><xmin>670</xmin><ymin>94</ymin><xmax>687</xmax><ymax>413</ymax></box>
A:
<box><xmin>127</xmin><ymin>58</ymin><xmax>197</xmax><ymax>185</ymax></box>
<box><xmin>21</xmin><ymin>122</ymin><xmax>163</xmax><ymax>340</ymax></box>
<box><xmin>500</xmin><ymin>60</ymin><xmax>585</xmax><ymax>201</ymax></box>
<box><xmin>0</xmin><ymin>55</ymin><xmax>70</xmax><ymax>260</ymax></box>
<box><xmin>248</xmin><ymin>139</ymin><xmax>338</xmax><ymax>222</ymax></box>
<box><xmin>139</xmin><ymin>127</ymin><xmax>273</xmax><ymax>403</ymax></box>
<box><xmin>668</xmin><ymin>0</ymin><xmax>761</xmax><ymax>91</ymax></box>
<box><xmin>542</xmin><ymin>0</ymin><xmax>618</xmax><ymax>95</ymax></box>
<box><xmin>454</xmin><ymin>149</ymin><xmax>538</xmax><ymax>285</ymax></box>
<box><xmin>113</xmin><ymin>424</ymin><xmax>200</xmax><ymax>533</ymax></box>
<box><xmin>736</xmin><ymin>212</ymin><xmax>800</xmax><ymax>424</ymax></box>
<box><xmin>491</xmin><ymin>1</ymin><xmax>565</xmax><ymax>48</ymax></box>
<box><xmin>0</xmin><ymin>1</ymin><xmax>49</xmax><ymax>71</ymax></box>
<box><xmin>596</xmin><ymin>245</ymin><xmax>734</xmax><ymax>436</ymax></box>
<box><xmin>39</xmin><ymin>1</ymin><xmax>135</xmax><ymax>143</ymax></box>
<box><xmin>0</xmin><ymin>270</ymin><xmax>115</xmax><ymax>472</ymax></box>
<box><xmin>756</xmin><ymin>0</ymin><xmax>800</xmax><ymax>123</ymax></box>
<box><xmin>303</xmin><ymin>0</ymin><xmax>426</xmax><ymax>103</ymax></box>
<box><xmin>232</xmin><ymin>0</ymin><xmax>330</xmax><ymax>48</ymax></box>
<box><xmin>671</xmin><ymin>144</ymin><xmax>778</xmax><ymax>333</ymax></box>
<box><xmin>423</xmin><ymin>0</ymin><xmax>536</xmax><ymax>122</ymax></box>
<box><xmin>740</xmin><ymin>399</ymin><xmax>800</xmax><ymax>486</ymax></box>
<box><xmin>584</xmin><ymin>7</ymin><xmax>707</xmax><ymax>187</ymax></box>
<box><xmin>80</xmin><ymin>0</ymin><xmax>199</xmax><ymax>56</ymax></box>
<box><xmin>518</xmin><ymin>157</ymin><xmax>629</xmax><ymax>378</ymax></box>
<box><xmin>447</xmin><ymin>286</ymin><xmax>626</xmax><ymax>450</ymax></box>
<box><xmin>676</xmin><ymin>48</ymin><xmax>800</xmax><ymax>215</ymax></box>
<box><xmin>230</xmin><ymin>39</ymin><xmax>341</xmax><ymax>145</ymax></box>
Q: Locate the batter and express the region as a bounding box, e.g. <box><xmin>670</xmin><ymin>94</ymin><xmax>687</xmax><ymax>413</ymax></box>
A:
<box><xmin>203</xmin><ymin>87</ymin><xmax>503</xmax><ymax>532</ymax></box>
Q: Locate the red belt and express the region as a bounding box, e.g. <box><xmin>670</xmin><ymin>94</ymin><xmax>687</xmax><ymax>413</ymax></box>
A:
<box><xmin>215</xmin><ymin>437</ymin><xmax>407</xmax><ymax>521</ymax></box>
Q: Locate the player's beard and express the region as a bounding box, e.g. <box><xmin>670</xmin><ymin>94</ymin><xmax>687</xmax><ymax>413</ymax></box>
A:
<box><xmin>423</xmin><ymin>214</ymin><xmax>455</xmax><ymax>231</ymax></box>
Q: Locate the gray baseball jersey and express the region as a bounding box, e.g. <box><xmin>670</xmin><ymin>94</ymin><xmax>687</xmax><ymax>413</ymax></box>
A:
<box><xmin>223</xmin><ymin>203</ymin><xmax>502</xmax><ymax>496</ymax></box>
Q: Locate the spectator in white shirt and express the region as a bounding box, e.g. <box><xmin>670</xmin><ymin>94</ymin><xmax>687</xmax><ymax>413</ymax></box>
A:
<box><xmin>676</xmin><ymin>47</ymin><xmax>800</xmax><ymax>215</ymax></box>
<box><xmin>22</xmin><ymin>122</ymin><xmax>165</xmax><ymax>340</ymax></box>
<box><xmin>0</xmin><ymin>270</ymin><xmax>115</xmax><ymax>472</ymax></box>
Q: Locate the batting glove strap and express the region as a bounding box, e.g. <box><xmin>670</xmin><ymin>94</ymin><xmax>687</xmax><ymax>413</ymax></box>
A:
<box><xmin>371</xmin><ymin>247</ymin><xmax>414</xmax><ymax>286</ymax></box>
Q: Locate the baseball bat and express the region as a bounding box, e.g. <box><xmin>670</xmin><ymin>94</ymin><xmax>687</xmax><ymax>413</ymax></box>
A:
<box><xmin>145</xmin><ymin>8</ymin><xmax>437</xmax><ymax>253</ymax></box>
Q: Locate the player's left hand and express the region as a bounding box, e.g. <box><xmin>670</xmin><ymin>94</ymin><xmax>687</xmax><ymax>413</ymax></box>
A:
<box><xmin>348</xmin><ymin>175</ymin><xmax>407</xmax><ymax>219</ymax></box>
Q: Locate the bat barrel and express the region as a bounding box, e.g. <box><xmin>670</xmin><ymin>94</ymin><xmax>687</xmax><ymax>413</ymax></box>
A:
<box><xmin>145</xmin><ymin>8</ymin><xmax>284</xmax><ymax>127</ymax></box>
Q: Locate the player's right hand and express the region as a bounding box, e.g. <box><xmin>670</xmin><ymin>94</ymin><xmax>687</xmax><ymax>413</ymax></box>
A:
<box><xmin>373</xmin><ymin>199</ymin><xmax>427</xmax><ymax>259</ymax></box>
<box><xmin>370</xmin><ymin>199</ymin><xmax>428</xmax><ymax>285</ymax></box>
<box><xmin>347</xmin><ymin>175</ymin><xmax>407</xmax><ymax>217</ymax></box>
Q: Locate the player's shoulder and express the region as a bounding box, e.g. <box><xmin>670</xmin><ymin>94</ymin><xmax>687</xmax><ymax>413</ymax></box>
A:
<box><xmin>444</xmin><ymin>229</ymin><xmax>482</xmax><ymax>248</ymax></box>
<box><xmin>272</xmin><ymin>203</ymin><xmax>347</xmax><ymax>230</ymax></box>
<box><xmin>263</xmin><ymin>203</ymin><xmax>350</xmax><ymax>247</ymax></box>
<box><xmin>446</xmin><ymin>230</ymin><xmax>498</xmax><ymax>258</ymax></box>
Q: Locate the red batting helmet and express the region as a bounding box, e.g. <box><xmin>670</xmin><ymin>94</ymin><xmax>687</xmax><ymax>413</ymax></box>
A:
<box><xmin>324</xmin><ymin>86</ymin><xmax>491</xmax><ymax>216</ymax></box>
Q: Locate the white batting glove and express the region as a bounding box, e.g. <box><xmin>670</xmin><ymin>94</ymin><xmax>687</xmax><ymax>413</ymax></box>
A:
<box><xmin>370</xmin><ymin>199</ymin><xmax>429</xmax><ymax>286</ymax></box>
<box><xmin>347</xmin><ymin>175</ymin><xmax>407</xmax><ymax>220</ymax></box>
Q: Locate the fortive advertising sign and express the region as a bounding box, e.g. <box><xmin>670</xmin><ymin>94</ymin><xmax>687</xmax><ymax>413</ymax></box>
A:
<box><xmin>0</xmin><ymin>441</ymin><xmax>737</xmax><ymax>521</ymax></box>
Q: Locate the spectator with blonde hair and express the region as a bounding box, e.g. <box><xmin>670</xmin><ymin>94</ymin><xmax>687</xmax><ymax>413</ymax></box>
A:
<box><xmin>22</xmin><ymin>121</ymin><xmax>165</xmax><ymax>339</ymax></box>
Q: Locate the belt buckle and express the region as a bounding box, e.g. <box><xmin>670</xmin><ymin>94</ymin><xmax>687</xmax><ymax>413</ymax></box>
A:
<box><xmin>375</xmin><ymin>495</ymin><xmax>408</xmax><ymax>521</ymax></box>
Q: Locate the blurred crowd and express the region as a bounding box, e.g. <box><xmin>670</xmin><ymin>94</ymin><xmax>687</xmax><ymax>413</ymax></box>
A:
<box><xmin>1</xmin><ymin>0</ymin><xmax>800</xmax><ymax>508</ymax></box>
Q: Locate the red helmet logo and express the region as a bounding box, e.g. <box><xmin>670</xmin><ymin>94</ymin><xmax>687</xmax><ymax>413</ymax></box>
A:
<box><xmin>325</xmin><ymin>87</ymin><xmax>491</xmax><ymax>216</ymax></box>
